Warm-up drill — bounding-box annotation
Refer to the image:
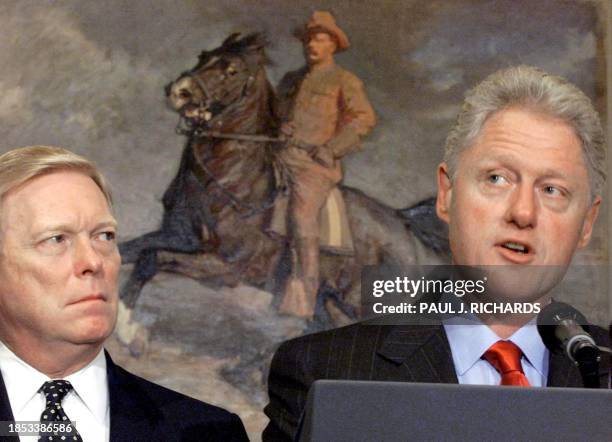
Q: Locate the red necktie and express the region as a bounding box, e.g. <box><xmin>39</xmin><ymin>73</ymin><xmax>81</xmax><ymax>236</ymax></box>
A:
<box><xmin>482</xmin><ymin>341</ymin><xmax>531</xmax><ymax>386</ymax></box>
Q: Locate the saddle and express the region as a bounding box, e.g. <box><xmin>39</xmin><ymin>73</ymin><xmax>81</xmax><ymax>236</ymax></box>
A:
<box><xmin>267</xmin><ymin>187</ymin><xmax>355</xmax><ymax>256</ymax></box>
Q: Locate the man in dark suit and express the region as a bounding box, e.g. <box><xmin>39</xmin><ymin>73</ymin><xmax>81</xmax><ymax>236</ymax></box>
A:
<box><xmin>263</xmin><ymin>66</ymin><xmax>610</xmax><ymax>441</ymax></box>
<box><xmin>0</xmin><ymin>146</ymin><xmax>248</xmax><ymax>441</ymax></box>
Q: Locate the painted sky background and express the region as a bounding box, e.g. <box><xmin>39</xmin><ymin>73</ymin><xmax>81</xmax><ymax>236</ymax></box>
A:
<box><xmin>0</xmin><ymin>1</ymin><xmax>608</xmax><ymax>437</ymax></box>
<box><xmin>0</xmin><ymin>0</ymin><xmax>605</xmax><ymax>240</ymax></box>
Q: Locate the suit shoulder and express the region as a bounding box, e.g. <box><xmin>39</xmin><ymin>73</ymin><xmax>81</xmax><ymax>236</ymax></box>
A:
<box><xmin>274</xmin><ymin>321</ymin><xmax>389</xmax><ymax>359</ymax></box>
<box><xmin>113</xmin><ymin>363</ymin><xmax>242</xmax><ymax>425</ymax></box>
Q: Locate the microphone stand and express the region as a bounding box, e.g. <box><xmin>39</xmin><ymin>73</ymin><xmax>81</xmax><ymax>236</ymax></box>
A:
<box><xmin>577</xmin><ymin>344</ymin><xmax>611</xmax><ymax>389</ymax></box>
<box><xmin>609</xmin><ymin>324</ymin><xmax>612</xmax><ymax>389</ymax></box>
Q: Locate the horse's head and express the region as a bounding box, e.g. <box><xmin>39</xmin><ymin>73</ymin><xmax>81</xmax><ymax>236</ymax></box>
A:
<box><xmin>166</xmin><ymin>33</ymin><xmax>269</xmax><ymax>134</ymax></box>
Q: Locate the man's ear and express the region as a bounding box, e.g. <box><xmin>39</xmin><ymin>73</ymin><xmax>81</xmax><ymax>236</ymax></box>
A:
<box><xmin>436</xmin><ymin>162</ymin><xmax>452</xmax><ymax>224</ymax></box>
<box><xmin>577</xmin><ymin>195</ymin><xmax>601</xmax><ymax>249</ymax></box>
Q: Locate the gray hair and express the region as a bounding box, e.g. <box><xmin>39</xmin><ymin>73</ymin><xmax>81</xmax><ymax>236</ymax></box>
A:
<box><xmin>444</xmin><ymin>65</ymin><xmax>605</xmax><ymax>198</ymax></box>
<box><xmin>0</xmin><ymin>145</ymin><xmax>112</xmax><ymax>206</ymax></box>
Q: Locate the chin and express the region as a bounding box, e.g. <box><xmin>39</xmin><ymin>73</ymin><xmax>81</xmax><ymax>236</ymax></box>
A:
<box><xmin>71</xmin><ymin>316</ymin><xmax>115</xmax><ymax>345</ymax></box>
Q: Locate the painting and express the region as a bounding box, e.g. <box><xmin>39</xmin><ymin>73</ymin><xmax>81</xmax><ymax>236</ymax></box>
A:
<box><xmin>0</xmin><ymin>1</ymin><xmax>609</xmax><ymax>439</ymax></box>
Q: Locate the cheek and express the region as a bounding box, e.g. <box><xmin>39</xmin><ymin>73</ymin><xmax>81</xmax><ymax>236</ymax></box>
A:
<box><xmin>107</xmin><ymin>249</ymin><xmax>121</xmax><ymax>276</ymax></box>
<box><xmin>449</xmin><ymin>188</ymin><xmax>494</xmax><ymax>236</ymax></box>
<box><xmin>105</xmin><ymin>252</ymin><xmax>121</xmax><ymax>284</ymax></box>
<box><xmin>448</xmin><ymin>189</ymin><xmax>499</xmax><ymax>263</ymax></box>
<box><xmin>542</xmin><ymin>217</ymin><xmax>585</xmax><ymax>260</ymax></box>
<box><xmin>0</xmin><ymin>267</ymin><xmax>63</xmax><ymax>329</ymax></box>
<box><xmin>6</xmin><ymin>257</ymin><xmax>71</xmax><ymax>300</ymax></box>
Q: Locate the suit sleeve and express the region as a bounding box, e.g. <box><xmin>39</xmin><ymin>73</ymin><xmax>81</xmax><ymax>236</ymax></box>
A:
<box><xmin>326</xmin><ymin>72</ymin><xmax>376</xmax><ymax>158</ymax></box>
<box><xmin>228</xmin><ymin>413</ymin><xmax>250</xmax><ymax>441</ymax></box>
<box><xmin>262</xmin><ymin>340</ymin><xmax>312</xmax><ymax>442</ymax></box>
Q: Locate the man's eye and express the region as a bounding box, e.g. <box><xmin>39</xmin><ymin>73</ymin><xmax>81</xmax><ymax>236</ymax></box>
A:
<box><xmin>487</xmin><ymin>174</ymin><xmax>507</xmax><ymax>185</ymax></box>
<box><xmin>98</xmin><ymin>231</ymin><xmax>116</xmax><ymax>241</ymax></box>
<box><xmin>543</xmin><ymin>185</ymin><xmax>563</xmax><ymax>196</ymax></box>
<box><xmin>46</xmin><ymin>235</ymin><xmax>66</xmax><ymax>244</ymax></box>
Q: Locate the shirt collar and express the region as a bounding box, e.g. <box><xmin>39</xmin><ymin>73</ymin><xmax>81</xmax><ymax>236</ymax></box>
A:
<box><xmin>508</xmin><ymin>318</ymin><xmax>548</xmax><ymax>379</ymax></box>
<box><xmin>443</xmin><ymin>317</ymin><xmax>500</xmax><ymax>376</ymax></box>
<box><xmin>0</xmin><ymin>342</ymin><xmax>108</xmax><ymax>424</ymax></box>
<box><xmin>443</xmin><ymin>315</ymin><xmax>548</xmax><ymax>379</ymax></box>
<box><xmin>307</xmin><ymin>61</ymin><xmax>338</xmax><ymax>77</ymax></box>
<box><xmin>0</xmin><ymin>341</ymin><xmax>48</xmax><ymax>415</ymax></box>
<box><xmin>65</xmin><ymin>349</ymin><xmax>108</xmax><ymax>425</ymax></box>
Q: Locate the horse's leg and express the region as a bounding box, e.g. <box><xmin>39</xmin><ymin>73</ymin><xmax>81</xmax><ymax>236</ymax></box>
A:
<box><xmin>120</xmin><ymin>231</ymin><xmax>163</xmax><ymax>264</ymax></box>
<box><xmin>317</xmin><ymin>254</ymin><xmax>360</xmax><ymax>326</ymax></box>
<box><xmin>155</xmin><ymin>250</ymin><xmax>237</xmax><ymax>283</ymax></box>
<box><xmin>154</xmin><ymin>227</ymin><xmax>281</xmax><ymax>288</ymax></box>
<box><xmin>119</xmin><ymin>228</ymin><xmax>205</xmax><ymax>264</ymax></box>
<box><xmin>120</xmin><ymin>249</ymin><xmax>158</xmax><ymax>309</ymax></box>
<box><xmin>115</xmin><ymin>249</ymin><xmax>159</xmax><ymax>356</ymax></box>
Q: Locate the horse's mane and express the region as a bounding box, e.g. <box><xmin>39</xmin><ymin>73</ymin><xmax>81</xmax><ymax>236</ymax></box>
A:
<box><xmin>195</xmin><ymin>32</ymin><xmax>270</xmax><ymax>69</ymax></box>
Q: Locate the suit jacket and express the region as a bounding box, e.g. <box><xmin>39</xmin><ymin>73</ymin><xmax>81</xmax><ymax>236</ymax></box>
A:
<box><xmin>262</xmin><ymin>320</ymin><xmax>610</xmax><ymax>441</ymax></box>
<box><xmin>0</xmin><ymin>351</ymin><xmax>249</xmax><ymax>442</ymax></box>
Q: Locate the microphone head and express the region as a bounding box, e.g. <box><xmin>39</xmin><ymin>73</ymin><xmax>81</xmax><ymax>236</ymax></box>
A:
<box><xmin>537</xmin><ymin>301</ymin><xmax>590</xmax><ymax>353</ymax></box>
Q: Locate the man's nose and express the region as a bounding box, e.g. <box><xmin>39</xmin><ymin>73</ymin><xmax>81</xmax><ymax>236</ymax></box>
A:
<box><xmin>74</xmin><ymin>237</ymin><xmax>103</xmax><ymax>276</ymax></box>
<box><xmin>505</xmin><ymin>184</ymin><xmax>538</xmax><ymax>229</ymax></box>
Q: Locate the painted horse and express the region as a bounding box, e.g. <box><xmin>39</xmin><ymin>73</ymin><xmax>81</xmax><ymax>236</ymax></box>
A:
<box><xmin>119</xmin><ymin>33</ymin><xmax>448</xmax><ymax>327</ymax></box>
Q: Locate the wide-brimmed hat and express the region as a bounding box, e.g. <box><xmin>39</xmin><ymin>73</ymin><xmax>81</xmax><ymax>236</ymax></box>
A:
<box><xmin>296</xmin><ymin>11</ymin><xmax>350</xmax><ymax>51</ymax></box>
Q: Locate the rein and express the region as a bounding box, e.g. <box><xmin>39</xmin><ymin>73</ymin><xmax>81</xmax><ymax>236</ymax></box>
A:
<box><xmin>173</xmin><ymin>123</ymin><xmax>318</xmax><ymax>219</ymax></box>
<box><xmin>171</xmin><ymin>53</ymin><xmax>315</xmax><ymax>219</ymax></box>
<box><xmin>192</xmin><ymin>141</ymin><xmax>279</xmax><ymax>219</ymax></box>
<box><xmin>173</xmin><ymin>61</ymin><xmax>282</xmax><ymax>218</ymax></box>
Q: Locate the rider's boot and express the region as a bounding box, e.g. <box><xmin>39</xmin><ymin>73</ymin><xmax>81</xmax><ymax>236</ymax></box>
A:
<box><xmin>279</xmin><ymin>236</ymin><xmax>320</xmax><ymax>320</ymax></box>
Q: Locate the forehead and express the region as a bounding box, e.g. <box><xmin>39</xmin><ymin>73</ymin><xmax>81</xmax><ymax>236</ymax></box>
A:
<box><xmin>306</xmin><ymin>31</ymin><xmax>334</xmax><ymax>43</ymax></box>
<box><xmin>458</xmin><ymin>108</ymin><xmax>587</xmax><ymax>176</ymax></box>
<box><xmin>0</xmin><ymin>171</ymin><xmax>113</xmax><ymax>232</ymax></box>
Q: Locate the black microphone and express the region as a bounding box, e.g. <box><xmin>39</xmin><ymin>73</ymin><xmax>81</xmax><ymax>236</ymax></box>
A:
<box><xmin>537</xmin><ymin>302</ymin><xmax>601</xmax><ymax>366</ymax></box>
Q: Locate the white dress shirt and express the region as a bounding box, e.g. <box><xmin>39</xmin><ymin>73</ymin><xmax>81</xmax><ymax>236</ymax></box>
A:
<box><xmin>0</xmin><ymin>342</ymin><xmax>110</xmax><ymax>442</ymax></box>
<box><xmin>443</xmin><ymin>314</ymin><xmax>549</xmax><ymax>386</ymax></box>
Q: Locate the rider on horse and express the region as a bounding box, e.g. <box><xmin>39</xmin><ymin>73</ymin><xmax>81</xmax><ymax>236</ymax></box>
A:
<box><xmin>270</xmin><ymin>11</ymin><xmax>376</xmax><ymax>319</ymax></box>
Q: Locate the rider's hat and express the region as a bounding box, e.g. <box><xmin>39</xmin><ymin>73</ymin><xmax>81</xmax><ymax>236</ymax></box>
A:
<box><xmin>297</xmin><ymin>11</ymin><xmax>350</xmax><ymax>51</ymax></box>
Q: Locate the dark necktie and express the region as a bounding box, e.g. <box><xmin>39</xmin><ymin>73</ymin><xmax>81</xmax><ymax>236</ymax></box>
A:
<box><xmin>39</xmin><ymin>380</ymin><xmax>83</xmax><ymax>441</ymax></box>
<box><xmin>482</xmin><ymin>340</ymin><xmax>531</xmax><ymax>386</ymax></box>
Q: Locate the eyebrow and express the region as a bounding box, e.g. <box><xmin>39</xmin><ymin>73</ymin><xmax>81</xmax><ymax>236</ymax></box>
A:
<box><xmin>93</xmin><ymin>220</ymin><xmax>119</xmax><ymax>230</ymax></box>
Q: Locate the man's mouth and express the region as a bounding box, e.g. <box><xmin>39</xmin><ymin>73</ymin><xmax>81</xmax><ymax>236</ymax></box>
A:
<box><xmin>501</xmin><ymin>241</ymin><xmax>529</xmax><ymax>254</ymax></box>
<box><xmin>496</xmin><ymin>240</ymin><xmax>535</xmax><ymax>264</ymax></box>
<box><xmin>69</xmin><ymin>294</ymin><xmax>106</xmax><ymax>305</ymax></box>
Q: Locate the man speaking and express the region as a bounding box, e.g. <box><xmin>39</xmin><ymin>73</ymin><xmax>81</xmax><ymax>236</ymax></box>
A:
<box><xmin>0</xmin><ymin>146</ymin><xmax>248</xmax><ymax>441</ymax></box>
<box><xmin>263</xmin><ymin>66</ymin><xmax>610</xmax><ymax>441</ymax></box>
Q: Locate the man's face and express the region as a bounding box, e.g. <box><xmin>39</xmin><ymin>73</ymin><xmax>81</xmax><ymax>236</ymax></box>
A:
<box><xmin>304</xmin><ymin>32</ymin><xmax>337</xmax><ymax>65</ymax></box>
<box><xmin>437</xmin><ymin>107</ymin><xmax>600</xmax><ymax>271</ymax></box>
<box><xmin>0</xmin><ymin>171</ymin><xmax>120</xmax><ymax>351</ymax></box>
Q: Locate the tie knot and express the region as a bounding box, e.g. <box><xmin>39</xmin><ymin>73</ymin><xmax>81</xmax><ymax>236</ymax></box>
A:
<box><xmin>39</xmin><ymin>380</ymin><xmax>73</xmax><ymax>402</ymax></box>
<box><xmin>482</xmin><ymin>340</ymin><xmax>524</xmax><ymax>374</ymax></box>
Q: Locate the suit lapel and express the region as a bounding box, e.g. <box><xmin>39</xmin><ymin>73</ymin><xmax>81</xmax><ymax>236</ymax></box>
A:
<box><xmin>0</xmin><ymin>372</ymin><xmax>19</xmax><ymax>442</ymax></box>
<box><xmin>376</xmin><ymin>323</ymin><xmax>458</xmax><ymax>384</ymax></box>
<box><xmin>106</xmin><ymin>351</ymin><xmax>161</xmax><ymax>442</ymax></box>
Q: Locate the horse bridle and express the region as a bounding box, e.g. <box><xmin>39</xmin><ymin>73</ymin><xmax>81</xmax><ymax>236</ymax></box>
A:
<box><xmin>172</xmin><ymin>56</ymin><xmax>285</xmax><ymax>218</ymax></box>
<box><xmin>174</xmin><ymin>55</ymin><xmax>257</xmax><ymax>137</ymax></box>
